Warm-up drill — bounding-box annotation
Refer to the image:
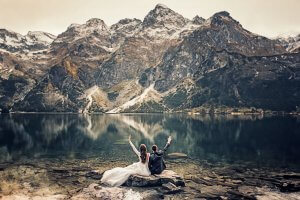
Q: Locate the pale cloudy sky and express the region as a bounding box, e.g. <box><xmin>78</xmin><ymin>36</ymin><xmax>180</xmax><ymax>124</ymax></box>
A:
<box><xmin>0</xmin><ymin>0</ymin><xmax>299</xmax><ymax>38</ymax></box>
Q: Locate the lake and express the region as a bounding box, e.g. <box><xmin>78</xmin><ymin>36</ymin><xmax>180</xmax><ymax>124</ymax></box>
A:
<box><xmin>0</xmin><ymin>113</ymin><xmax>300</xmax><ymax>199</ymax></box>
<box><xmin>1</xmin><ymin>113</ymin><xmax>300</xmax><ymax>168</ymax></box>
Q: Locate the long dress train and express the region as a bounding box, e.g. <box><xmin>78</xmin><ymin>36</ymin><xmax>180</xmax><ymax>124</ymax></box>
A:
<box><xmin>100</xmin><ymin>140</ymin><xmax>151</xmax><ymax>187</ymax></box>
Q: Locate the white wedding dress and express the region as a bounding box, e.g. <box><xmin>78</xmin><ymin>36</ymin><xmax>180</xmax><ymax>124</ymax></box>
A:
<box><xmin>100</xmin><ymin>140</ymin><xmax>151</xmax><ymax>187</ymax></box>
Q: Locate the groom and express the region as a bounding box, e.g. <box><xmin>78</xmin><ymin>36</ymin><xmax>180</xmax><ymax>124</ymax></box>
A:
<box><xmin>148</xmin><ymin>136</ymin><xmax>172</xmax><ymax>175</ymax></box>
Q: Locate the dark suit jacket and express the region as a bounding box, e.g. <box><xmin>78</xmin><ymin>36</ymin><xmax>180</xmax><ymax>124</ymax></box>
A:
<box><xmin>148</xmin><ymin>142</ymin><xmax>170</xmax><ymax>175</ymax></box>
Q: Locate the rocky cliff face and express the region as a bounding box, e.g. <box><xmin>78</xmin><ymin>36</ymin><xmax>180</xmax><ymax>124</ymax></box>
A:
<box><xmin>277</xmin><ymin>34</ymin><xmax>300</xmax><ymax>53</ymax></box>
<box><xmin>95</xmin><ymin>4</ymin><xmax>200</xmax><ymax>88</ymax></box>
<box><xmin>0</xmin><ymin>4</ymin><xmax>299</xmax><ymax>113</ymax></box>
<box><xmin>0</xmin><ymin>29</ymin><xmax>53</xmax><ymax>110</ymax></box>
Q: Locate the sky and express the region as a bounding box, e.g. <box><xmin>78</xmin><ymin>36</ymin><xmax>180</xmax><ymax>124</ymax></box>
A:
<box><xmin>0</xmin><ymin>0</ymin><xmax>299</xmax><ymax>38</ymax></box>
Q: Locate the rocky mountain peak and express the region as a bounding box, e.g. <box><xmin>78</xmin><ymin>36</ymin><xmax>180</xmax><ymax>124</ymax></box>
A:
<box><xmin>25</xmin><ymin>31</ymin><xmax>56</xmax><ymax>45</ymax></box>
<box><xmin>53</xmin><ymin>18</ymin><xmax>110</xmax><ymax>47</ymax></box>
<box><xmin>142</xmin><ymin>4</ymin><xmax>188</xmax><ymax>28</ymax></box>
<box><xmin>208</xmin><ymin>11</ymin><xmax>240</xmax><ymax>27</ymax></box>
<box><xmin>0</xmin><ymin>29</ymin><xmax>22</xmax><ymax>39</ymax></box>
<box><xmin>110</xmin><ymin>18</ymin><xmax>142</xmax><ymax>46</ymax></box>
<box><xmin>155</xmin><ymin>3</ymin><xmax>169</xmax><ymax>9</ymax></box>
<box><xmin>110</xmin><ymin>18</ymin><xmax>142</xmax><ymax>31</ymax></box>
<box><xmin>213</xmin><ymin>11</ymin><xmax>231</xmax><ymax>17</ymax></box>
<box><xmin>63</xmin><ymin>18</ymin><xmax>109</xmax><ymax>35</ymax></box>
<box><xmin>86</xmin><ymin>18</ymin><xmax>108</xmax><ymax>30</ymax></box>
<box><xmin>0</xmin><ymin>29</ymin><xmax>23</xmax><ymax>44</ymax></box>
<box><xmin>192</xmin><ymin>15</ymin><xmax>205</xmax><ymax>25</ymax></box>
<box><xmin>0</xmin><ymin>29</ymin><xmax>23</xmax><ymax>53</ymax></box>
<box><xmin>67</xmin><ymin>23</ymin><xmax>80</xmax><ymax>29</ymax></box>
<box><xmin>277</xmin><ymin>33</ymin><xmax>300</xmax><ymax>53</ymax></box>
<box><xmin>26</xmin><ymin>31</ymin><xmax>55</xmax><ymax>38</ymax></box>
<box><xmin>0</xmin><ymin>29</ymin><xmax>55</xmax><ymax>53</ymax></box>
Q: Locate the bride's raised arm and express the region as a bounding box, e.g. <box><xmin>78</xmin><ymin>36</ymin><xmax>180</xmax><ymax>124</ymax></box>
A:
<box><xmin>128</xmin><ymin>135</ymin><xmax>140</xmax><ymax>157</ymax></box>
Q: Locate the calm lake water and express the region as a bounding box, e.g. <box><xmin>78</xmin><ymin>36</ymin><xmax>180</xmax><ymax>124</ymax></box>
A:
<box><xmin>0</xmin><ymin>113</ymin><xmax>300</xmax><ymax>170</ymax></box>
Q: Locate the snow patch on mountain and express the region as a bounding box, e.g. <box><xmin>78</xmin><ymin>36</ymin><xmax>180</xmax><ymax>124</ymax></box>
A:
<box><xmin>0</xmin><ymin>29</ymin><xmax>56</xmax><ymax>53</ymax></box>
<box><xmin>276</xmin><ymin>33</ymin><xmax>300</xmax><ymax>52</ymax></box>
<box><xmin>25</xmin><ymin>31</ymin><xmax>56</xmax><ymax>45</ymax></box>
<box><xmin>53</xmin><ymin>18</ymin><xmax>110</xmax><ymax>44</ymax></box>
<box><xmin>79</xmin><ymin>85</ymin><xmax>112</xmax><ymax>113</ymax></box>
<box><xmin>107</xmin><ymin>83</ymin><xmax>161</xmax><ymax>113</ymax></box>
<box><xmin>82</xmin><ymin>86</ymin><xmax>99</xmax><ymax>113</ymax></box>
<box><xmin>110</xmin><ymin>18</ymin><xmax>142</xmax><ymax>36</ymax></box>
<box><xmin>138</xmin><ymin>3</ymin><xmax>192</xmax><ymax>40</ymax></box>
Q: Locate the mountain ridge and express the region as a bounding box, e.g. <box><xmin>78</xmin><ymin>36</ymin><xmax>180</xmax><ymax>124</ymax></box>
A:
<box><xmin>0</xmin><ymin>4</ymin><xmax>299</xmax><ymax>113</ymax></box>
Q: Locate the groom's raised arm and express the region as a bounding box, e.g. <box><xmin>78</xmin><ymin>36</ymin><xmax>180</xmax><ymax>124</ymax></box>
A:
<box><xmin>162</xmin><ymin>136</ymin><xmax>172</xmax><ymax>152</ymax></box>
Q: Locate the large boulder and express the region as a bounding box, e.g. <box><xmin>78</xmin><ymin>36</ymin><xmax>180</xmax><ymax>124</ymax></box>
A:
<box><xmin>71</xmin><ymin>183</ymin><xmax>162</xmax><ymax>200</ymax></box>
<box><xmin>124</xmin><ymin>170</ymin><xmax>185</xmax><ymax>187</ymax></box>
<box><xmin>161</xmin><ymin>182</ymin><xmax>183</xmax><ymax>194</ymax></box>
<box><xmin>167</xmin><ymin>152</ymin><xmax>188</xmax><ymax>159</ymax></box>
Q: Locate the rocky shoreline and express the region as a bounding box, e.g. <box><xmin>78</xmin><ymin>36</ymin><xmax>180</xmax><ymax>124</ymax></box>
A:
<box><xmin>0</xmin><ymin>157</ymin><xmax>299</xmax><ymax>199</ymax></box>
<box><xmin>1</xmin><ymin>110</ymin><xmax>300</xmax><ymax>117</ymax></box>
<box><xmin>184</xmin><ymin>106</ymin><xmax>300</xmax><ymax>117</ymax></box>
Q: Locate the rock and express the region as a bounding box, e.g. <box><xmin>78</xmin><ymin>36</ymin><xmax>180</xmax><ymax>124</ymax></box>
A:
<box><xmin>125</xmin><ymin>170</ymin><xmax>185</xmax><ymax>187</ymax></box>
<box><xmin>279</xmin><ymin>181</ymin><xmax>300</xmax><ymax>192</ymax></box>
<box><xmin>167</xmin><ymin>153</ymin><xmax>188</xmax><ymax>159</ymax></box>
<box><xmin>255</xmin><ymin>187</ymin><xmax>300</xmax><ymax>200</ymax></box>
<box><xmin>85</xmin><ymin>170</ymin><xmax>102</xmax><ymax>180</ymax></box>
<box><xmin>51</xmin><ymin>168</ymin><xmax>68</xmax><ymax>173</ymax></box>
<box><xmin>238</xmin><ymin>185</ymin><xmax>259</xmax><ymax>195</ymax></box>
<box><xmin>139</xmin><ymin>190</ymin><xmax>163</xmax><ymax>200</ymax></box>
<box><xmin>2</xmin><ymin>194</ymin><xmax>68</xmax><ymax>200</ymax></box>
<box><xmin>71</xmin><ymin>183</ymin><xmax>162</xmax><ymax>200</ymax></box>
<box><xmin>161</xmin><ymin>182</ymin><xmax>183</xmax><ymax>194</ymax></box>
<box><xmin>197</xmin><ymin>185</ymin><xmax>230</xmax><ymax>198</ymax></box>
<box><xmin>282</xmin><ymin>173</ymin><xmax>300</xmax><ymax>180</ymax></box>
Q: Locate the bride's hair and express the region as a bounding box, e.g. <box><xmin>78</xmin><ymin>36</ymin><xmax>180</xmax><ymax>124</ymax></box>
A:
<box><xmin>139</xmin><ymin>144</ymin><xmax>147</xmax><ymax>163</ymax></box>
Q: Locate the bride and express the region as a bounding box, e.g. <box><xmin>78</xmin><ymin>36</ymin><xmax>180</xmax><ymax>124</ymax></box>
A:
<box><xmin>100</xmin><ymin>135</ymin><xmax>151</xmax><ymax>186</ymax></box>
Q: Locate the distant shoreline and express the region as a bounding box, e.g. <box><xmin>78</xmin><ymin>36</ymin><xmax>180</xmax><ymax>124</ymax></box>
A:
<box><xmin>1</xmin><ymin>111</ymin><xmax>299</xmax><ymax>116</ymax></box>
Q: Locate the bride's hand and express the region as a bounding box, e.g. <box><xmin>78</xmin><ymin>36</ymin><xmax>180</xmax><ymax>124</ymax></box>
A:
<box><xmin>167</xmin><ymin>136</ymin><xmax>172</xmax><ymax>144</ymax></box>
<box><xmin>128</xmin><ymin>135</ymin><xmax>131</xmax><ymax>141</ymax></box>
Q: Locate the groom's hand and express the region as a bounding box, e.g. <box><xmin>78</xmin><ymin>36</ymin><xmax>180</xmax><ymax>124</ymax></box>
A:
<box><xmin>167</xmin><ymin>136</ymin><xmax>172</xmax><ymax>144</ymax></box>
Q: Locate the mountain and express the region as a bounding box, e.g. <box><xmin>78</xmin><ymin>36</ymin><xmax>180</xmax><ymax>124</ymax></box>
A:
<box><xmin>0</xmin><ymin>29</ymin><xmax>55</xmax><ymax>53</ymax></box>
<box><xmin>277</xmin><ymin>34</ymin><xmax>300</xmax><ymax>53</ymax></box>
<box><xmin>152</xmin><ymin>11</ymin><xmax>287</xmax><ymax>91</ymax></box>
<box><xmin>0</xmin><ymin>4</ymin><xmax>299</xmax><ymax>113</ymax></box>
<box><xmin>128</xmin><ymin>11</ymin><xmax>299</xmax><ymax>113</ymax></box>
<box><xmin>95</xmin><ymin>4</ymin><xmax>201</xmax><ymax>88</ymax></box>
<box><xmin>0</xmin><ymin>28</ymin><xmax>56</xmax><ymax>110</ymax></box>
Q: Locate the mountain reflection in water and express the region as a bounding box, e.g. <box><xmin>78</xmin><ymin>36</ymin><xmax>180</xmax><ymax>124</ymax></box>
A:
<box><xmin>0</xmin><ymin>114</ymin><xmax>299</xmax><ymax>169</ymax></box>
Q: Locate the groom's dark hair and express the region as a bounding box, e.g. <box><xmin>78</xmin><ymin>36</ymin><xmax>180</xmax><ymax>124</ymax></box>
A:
<box><xmin>152</xmin><ymin>145</ymin><xmax>158</xmax><ymax>152</ymax></box>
